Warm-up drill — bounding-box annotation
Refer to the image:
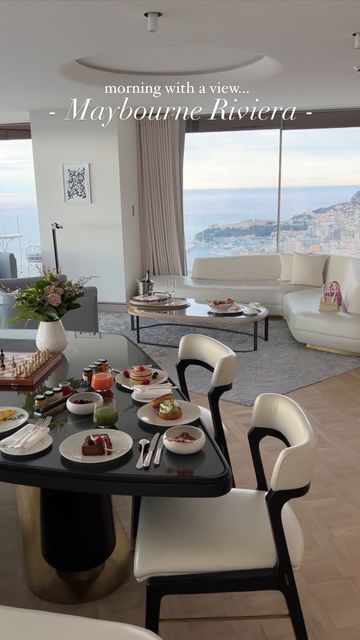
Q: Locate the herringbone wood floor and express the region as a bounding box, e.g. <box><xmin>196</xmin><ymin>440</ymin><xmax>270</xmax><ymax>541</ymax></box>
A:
<box><xmin>0</xmin><ymin>368</ymin><xmax>359</xmax><ymax>639</ymax></box>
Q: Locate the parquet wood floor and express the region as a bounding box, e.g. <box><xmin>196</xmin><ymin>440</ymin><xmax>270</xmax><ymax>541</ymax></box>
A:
<box><xmin>0</xmin><ymin>368</ymin><xmax>359</xmax><ymax>639</ymax></box>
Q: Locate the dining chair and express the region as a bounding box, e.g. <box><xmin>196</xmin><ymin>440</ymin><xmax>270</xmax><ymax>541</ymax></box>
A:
<box><xmin>176</xmin><ymin>333</ymin><xmax>237</xmax><ymax>472</ymax></box>
<box><xmin>134</xmin><ymin>393</ymin><xmax>316</xmax><ymax>639</ymax></box>
<box><xmin>0</xmin><ymin>605</ymin><xmax>161</xmax><ymax>640</ymax></box>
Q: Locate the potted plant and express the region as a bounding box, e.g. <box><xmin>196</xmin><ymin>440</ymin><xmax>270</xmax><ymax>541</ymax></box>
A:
<box><xmin>10</xmin><ymin>269</ymin><xmax>90</xmax><ymax>352</ymax></box>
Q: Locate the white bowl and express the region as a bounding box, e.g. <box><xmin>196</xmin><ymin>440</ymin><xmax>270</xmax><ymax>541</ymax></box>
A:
<box><xmin>163</xmin><ymin>425</ymin><xmax>206</xmax><ymax>455</ymax></box>
<box><xmin>207</xmin><ymin>299</ymin><xmax>235</xmax><ymax>312</ymax></box>
<box><xmin>66</xmin><ymin>392</ymin><xmax>103</xmax><ymax>415</ymax></box>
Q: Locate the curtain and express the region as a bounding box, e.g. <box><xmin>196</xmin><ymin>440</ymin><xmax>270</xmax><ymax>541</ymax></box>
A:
<box><xmin>137</xmin><ymin>117</ymin><xmax>186</xmax><ymax>276</ymax></box>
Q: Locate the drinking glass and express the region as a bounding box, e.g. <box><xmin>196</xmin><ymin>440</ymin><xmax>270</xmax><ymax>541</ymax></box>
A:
<box><xmin>92</xmin><ymin>371</ymin><xmax>113</xmax><ymax>392</ymax></box>
<box><xmin>93</xmin><ymin>399</ymin><xmax>119</xmax><ymax>427</ymax></box>
<box><xmin>166</xmin><ymin>278</ymin><xmax>176</xmax><ymax>298</ymax></box>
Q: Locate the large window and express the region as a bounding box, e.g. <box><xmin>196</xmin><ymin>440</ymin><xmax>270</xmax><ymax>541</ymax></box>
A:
<box><xmin>0</xmin><ymin>137</ymin><xmax>41</xmax><ymax>276</ymax></box>
<box><xmin>183</xmin><ymin>121</ymin><xmax>360</xmax><ymax>271</ymax></box>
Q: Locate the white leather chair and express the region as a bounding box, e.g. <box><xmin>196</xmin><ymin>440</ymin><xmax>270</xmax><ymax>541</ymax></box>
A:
<box><xmin>0</xmin><ymin>606</ymin><xmax>161</xmax><ymax>640</ymax></box>
<box><xmin>134</xmin><ymin>393</ymin><xmax>316</xmax><ymax>640</ymax></box>
<box><xmin>176</xmin><ymin>334</ymin><xmax>236</xmax><ymax>471</ymax></box>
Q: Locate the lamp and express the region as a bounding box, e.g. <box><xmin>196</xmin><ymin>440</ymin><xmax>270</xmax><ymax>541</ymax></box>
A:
<box><xmin>144</xmin><ymin>11</ymin><xmax>162</xmax><ymax>33</ymax></box>
<box><xmin>51</xmin><ymin>222</ymin><xmax>63</xmax><ymax>274</ymax></box>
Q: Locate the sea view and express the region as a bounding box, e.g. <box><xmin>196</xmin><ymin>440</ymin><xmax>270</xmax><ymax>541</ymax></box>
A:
<box><xmin>0</xmin><ymin>184</ymin><xmax>359</xmax><ymax>274</ymax></box>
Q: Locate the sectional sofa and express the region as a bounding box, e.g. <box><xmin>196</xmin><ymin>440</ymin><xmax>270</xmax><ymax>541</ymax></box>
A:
<box><xmin>152</xmin><ymin>253</ymin><xmax>360</xmax><ymax>354</ymax></box>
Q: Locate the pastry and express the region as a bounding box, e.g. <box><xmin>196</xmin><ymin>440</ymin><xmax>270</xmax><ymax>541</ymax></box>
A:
<box><xmin>150</xmin><ymin>392</ymin><xmax>174</xmax><ymax>408</ymax></box>
<box><xmin>157</xmin><ymin>399</ymin><xmax>182</xmax><ymax>420</ymax></box>
<box><xmin>0</xmin><ymin>408</ymin><xmax>16</xmax><ymax>421</ymax></box>
<box><xmin>81</xmin><ymin>434</ymin><xmax>113</xmax><ymax>456</ymax></box>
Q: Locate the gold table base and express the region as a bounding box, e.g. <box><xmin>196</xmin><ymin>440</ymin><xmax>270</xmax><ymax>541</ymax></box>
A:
<box><xmin>16</xmin><ymin>486</ymin><xmax>131</xmax><ymax>604</ymax></box>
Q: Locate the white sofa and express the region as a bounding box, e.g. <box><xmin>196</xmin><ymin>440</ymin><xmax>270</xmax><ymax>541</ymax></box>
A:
<box><xmin>152</xmin><ymin>254</ymin><xmax>360</xmax><ymax>354</ymax></box>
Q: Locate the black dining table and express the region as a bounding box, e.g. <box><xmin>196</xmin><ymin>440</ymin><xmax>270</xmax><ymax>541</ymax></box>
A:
<box><xmin>0</xmin><ymin>329</ymin><xmax>232</xmax><ymax>603</ymax></box>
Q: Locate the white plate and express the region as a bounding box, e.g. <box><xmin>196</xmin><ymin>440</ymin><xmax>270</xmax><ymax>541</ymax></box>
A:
<box><xmin>115</xmin><ymin>368</ymin><xmax>168</xmax><ymax>390</ymax></box>
<box><xmin>208</xmin><ymin>304</ymin><xmax>245</xmax><ymax>315</ymax></box>
<box><xmin>59</xmin><ymin>429</ymin><xmax>133</xmax><ymax>464</ymax></box>
<box><xmin>137</xmin><ymin>400</ymin><xmax>201</xmax><ymax>427</ymax></box>
<box><xmin>0</xmin><ymin>433</ymin><xmax>53</xmax><ymax>457</ymax></box>
<box><xmin>0</xmin><ymin>407</ymin><xmax>29</xmax><ymax>435</ymax></box>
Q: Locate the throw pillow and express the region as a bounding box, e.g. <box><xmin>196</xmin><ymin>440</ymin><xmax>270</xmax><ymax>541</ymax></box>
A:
<box><xmin>278</xmin><ymin>254</ymin><xmax>293</xmax><ymax>281</ymax></box>
<box><xmin>291</xmin><ymin>253</ymin><xmax>327</xmax><ymax>287</ymax></box>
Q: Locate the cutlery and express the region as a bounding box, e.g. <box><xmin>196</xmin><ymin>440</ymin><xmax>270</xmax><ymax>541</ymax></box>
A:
<box><xmin>153</xmin><ymin>435</ymin><xmax>164</xmax><ymax>466</ymax></box>
<box><xmin>136</xmin><ymin>438</ymin><xmax>150</xmax><ymax>469</ymax></box>
<box><xmin>143</xmin><ymin>433</ymin><xmax>160</xmax><ymax>469</ymax></box>
<box><xmin>5</xmin><ymin>416</ymin><xmax>53</xmax><ymax>449</ymax></box>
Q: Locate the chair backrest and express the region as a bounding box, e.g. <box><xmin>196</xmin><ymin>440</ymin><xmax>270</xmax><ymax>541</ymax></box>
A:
<box><xmin>177</xmin><ymin>334</ymin><xmax>236</xmax><ymax>471</ymax></box>
<box><xmin>251</xmin><ymin>393</ymin><xmax>316</xmax><ymax>492</ymax></box>
<box><xmin>177</xmin><ymin>334</ymin><xmax>237</xmax><ymax>389</ymax></box>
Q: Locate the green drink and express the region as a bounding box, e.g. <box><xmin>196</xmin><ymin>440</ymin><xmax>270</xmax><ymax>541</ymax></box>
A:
<box><xmin>93</xmin><ymin>400</ymin><xmax>118</xmax><ymax>427</ymax></box>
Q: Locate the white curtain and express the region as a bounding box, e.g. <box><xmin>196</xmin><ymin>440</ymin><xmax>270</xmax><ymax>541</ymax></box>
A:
<box><xmin>137</xmin><ymin>117</ymin><xmax>186</xmax><ymax>275</ymax></box>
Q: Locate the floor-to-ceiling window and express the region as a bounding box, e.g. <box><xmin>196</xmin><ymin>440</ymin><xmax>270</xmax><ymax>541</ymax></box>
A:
<box><xmin>0</xmin><ymin>132</ymin><xmax>41</xmax><ymax>276</ymax></box>
<box><xmin>183</xmin><ymin>114</ymin><xmax>360</xmax><ymax>271</ymax></box>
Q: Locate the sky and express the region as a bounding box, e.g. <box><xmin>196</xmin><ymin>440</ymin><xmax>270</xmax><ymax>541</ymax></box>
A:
<box><xmin>183</xmin><ymin>127</ymin><xmax>360</xmax><ymax>190</ymax></box>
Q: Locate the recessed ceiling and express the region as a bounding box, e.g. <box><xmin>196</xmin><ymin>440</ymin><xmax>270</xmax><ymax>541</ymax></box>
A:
<box><xmin>0</xmin><ymin>0</ymin><xmax>359</xmax><ymax>123</ymax></box>
<box><xmin>76</xmin><ymin>48</ymin><xmax>265</xmax><ymax>76</ymax></box>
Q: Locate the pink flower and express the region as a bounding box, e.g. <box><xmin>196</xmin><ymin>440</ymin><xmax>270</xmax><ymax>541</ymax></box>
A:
<box><xmin>55</xmin><ymin>287</ymin><xmax>64</xmax><ymax>295</ymax></box>
<box><xmin>47</xmin><ymin>292</ymin><xmax>62</xmax><ymax>307</ymax></box>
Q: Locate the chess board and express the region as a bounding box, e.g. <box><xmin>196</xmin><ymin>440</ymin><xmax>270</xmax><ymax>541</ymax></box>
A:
<box><xmin>0</xmin><ymin>351</ymin><xmax>62</xmax><ymax>387</ymax></box>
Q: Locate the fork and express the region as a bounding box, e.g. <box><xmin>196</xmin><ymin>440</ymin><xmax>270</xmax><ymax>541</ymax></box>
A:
<box><xmin>9</xmin><ymin>415</ymin><xmax>52</xmax><ymax>449</ymax></box>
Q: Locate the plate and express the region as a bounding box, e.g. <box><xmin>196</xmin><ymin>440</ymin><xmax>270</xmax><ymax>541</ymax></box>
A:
<box><xmin>115</xmin><ymin>368</ymin><xmax>168</xmax><ymax>390</ymax></box>
<box><xmin>59</xmin><ymin>429</ymin><xmax>133</xmax><ymax>464</ymax></box>
<box><xmin>0</xmin><ymin>407</ymin><xmax>29</xmax><ymax>435</ymax></box>
<box><xmin>131</xmin><ymin>293</ymin><xmax>171</xmax><ymax>303</ymax></box>
<box><xmin>137</xmin><ymin>400</ymin><xmax>201</xmax><ymax>427</ymax></box>
<box><xmin>0</xmin><ymin>434</ymin><xmax>53</xmax><ymax>457</ymax></box>
<box><xmin>208</xmin><ymin>304</ymin><xmax>245</xmax><ymax>315</ymax></box>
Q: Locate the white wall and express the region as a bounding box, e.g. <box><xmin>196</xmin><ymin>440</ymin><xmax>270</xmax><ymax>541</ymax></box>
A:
<box><xmin>30</xmin><ymin>110</ymin><xmax>140</xmax><ymax>303</ymax></box>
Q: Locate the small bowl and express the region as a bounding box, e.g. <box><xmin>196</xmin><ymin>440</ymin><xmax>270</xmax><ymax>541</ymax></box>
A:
<box><xmin>66</xmin><ymin>392</ymin><xmax>104</xmax><ymax>415</ymax></box>
<box><xmin>207</xmin><ymin>299</ymin><xmax>235</xmax><ymax>312</ymax></box>
<box><xmin>163</xmin><ymin>426</ymin><xmax>206</xmax><ymax>455</ymax></box>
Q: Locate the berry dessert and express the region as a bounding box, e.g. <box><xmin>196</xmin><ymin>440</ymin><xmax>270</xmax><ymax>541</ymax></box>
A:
<box><xmin>157</xmin><ymin>399</ymin><xmax>183</xmax><ymax>420</ymax></box>
<box><xmin>81</xmin><ymin>434</ymin><xmax>113</xmax><ymax>456</ymax></box>
<box><xmin>129</xmin><ymin>364</ymin><xmax>153</xmax><ymax>384</ymax></box>
<box><xmin>167</xmin><ymin>431</ymin><xmax>196</xmax><ymax>443</ymax></box>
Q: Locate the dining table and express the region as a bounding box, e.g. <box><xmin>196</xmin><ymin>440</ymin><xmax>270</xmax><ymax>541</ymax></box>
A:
<box><xmin>0</xmin><ymin>329</ymin><xmax>232</xmax><ymax>604</ymax></box>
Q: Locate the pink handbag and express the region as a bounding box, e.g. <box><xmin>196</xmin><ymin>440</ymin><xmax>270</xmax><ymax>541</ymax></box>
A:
<box><xmin>319</xmin><ymin>281</ymin><xmax>342</xmax><ymax>312</ymax></box>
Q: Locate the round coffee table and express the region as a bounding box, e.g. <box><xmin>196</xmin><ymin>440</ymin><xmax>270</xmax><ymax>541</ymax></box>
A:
<box><xmin>127</xmin><ymin>298</ymin><xmax>269</xmax><ymax>352</ymax></box>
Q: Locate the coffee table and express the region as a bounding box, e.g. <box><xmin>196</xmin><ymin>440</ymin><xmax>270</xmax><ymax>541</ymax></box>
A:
<box><xmin>128</xmin><ymin>298</ymin><xmax>269</xmax><ymax>352</ymax></box>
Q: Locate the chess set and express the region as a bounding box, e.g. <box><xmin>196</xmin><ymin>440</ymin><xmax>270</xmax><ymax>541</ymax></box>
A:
<box><xmin>0</xmin><ymin>348</ymin><xmax>62</xmax><ymax>387</ymax></box>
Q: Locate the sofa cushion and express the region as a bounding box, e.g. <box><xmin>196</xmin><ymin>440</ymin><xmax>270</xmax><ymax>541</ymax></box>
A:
<box><xmin>325</xmin><ymin>255</ymin><xmax>360</xmax><ymax>314</ymax></box>
<box><xmin>278</xmin><ymin>254</ymin><xmax>293</xmax><ymax>281</ymax></box>
<box><xmin>291</xmin><ymin>253</ymin><xmax>327</xmax><ymax>287</ymax></box>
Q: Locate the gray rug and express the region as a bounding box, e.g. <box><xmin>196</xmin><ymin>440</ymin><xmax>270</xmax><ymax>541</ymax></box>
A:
<box><xmin>99</xmin><ymin>312</ymin><xmax>359</xmax><ymax>406</ymax></box>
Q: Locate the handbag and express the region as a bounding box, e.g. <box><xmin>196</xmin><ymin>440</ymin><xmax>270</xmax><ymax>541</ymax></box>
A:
<box><xmin>319</xmin><ymin>281</ymin><xmax>342</xmax><ymax>312</ymax></box>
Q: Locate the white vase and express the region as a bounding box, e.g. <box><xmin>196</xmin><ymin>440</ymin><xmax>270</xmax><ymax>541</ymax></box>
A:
<box><xmin>36</xmin><ymin>319</ymin><xmax>68</xmax><ymax>353</ymax></box>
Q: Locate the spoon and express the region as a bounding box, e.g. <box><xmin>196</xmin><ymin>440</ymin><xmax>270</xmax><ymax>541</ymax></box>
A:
<box><xmin>136</xmin><ymin>438</ymin><xmax>150</xmax><ymax>469</ymax></box>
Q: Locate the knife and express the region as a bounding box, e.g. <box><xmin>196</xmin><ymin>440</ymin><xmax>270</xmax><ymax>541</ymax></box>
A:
<box><xmin>143</xmin><ymin>433</ymin><xmax>160</xmax><ymax>469</ymax></box>
<box><xmin>153</xmin><ymin>435</ymin><xmax>164</xmax><ymax>466</ymax></box>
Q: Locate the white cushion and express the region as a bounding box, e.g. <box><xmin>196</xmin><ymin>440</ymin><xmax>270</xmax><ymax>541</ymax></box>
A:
<box><xmin>134</xmin><ymin>489</ymin><xmax>304</xmax><ymax>582</ymax></box>
<box><xmin>291</xmin><ymin>253</ymin><xmax>327</xmax><ymax>287</ymax></box>
<box><xmin>191</xmin><ymin>255</ymin><xmax>281</xmax><ymax>281</ymax></box>
<box><xmin>278</xmin><ymin>253</ymin><xmax>293</xmax><ymax>281</ymax></box>
<box><xmin>0</xmin><ymin>606</ymin><xmax>161</xmax><ymax>640</ymax></box>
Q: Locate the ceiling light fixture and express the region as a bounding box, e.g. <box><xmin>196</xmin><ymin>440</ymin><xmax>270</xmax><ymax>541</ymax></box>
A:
<box><xmin>352</xmin><ymin>32</ymin><xmax>360</xmax><ymax>49</ymax></box>
<box><xmin>144</xmin><ymin>11</ymin><xmax>162</xmax><ymax>33</ymax></box>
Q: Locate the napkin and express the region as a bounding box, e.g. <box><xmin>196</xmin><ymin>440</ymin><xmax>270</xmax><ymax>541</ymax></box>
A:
<box><xmin>0</xmin><ymin>424</ymin><xmax>50</xmax><ymax>451</ymax></box>
<box><xmin>133</xmin><ymin>383</ymin><xmax>173</xmax><ymax>399</ymax></box>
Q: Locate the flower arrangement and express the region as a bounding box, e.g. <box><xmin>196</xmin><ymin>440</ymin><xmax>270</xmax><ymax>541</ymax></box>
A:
<box><xmin>10</xmin><ymin>269</ymin><xmax>90</xmax><ymax>323</ymax></box>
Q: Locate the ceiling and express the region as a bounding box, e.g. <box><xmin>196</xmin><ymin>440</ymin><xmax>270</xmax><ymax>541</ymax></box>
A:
<box><xmin>0</xmin><ymin>0</ymin><xmax>360</xmax><ymax>123</ymax></box>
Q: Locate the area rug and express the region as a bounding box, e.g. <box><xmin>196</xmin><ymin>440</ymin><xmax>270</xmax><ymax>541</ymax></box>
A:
<box><xmin>99</xmin><ymin>313</ymin><xmax>359</xmax><ymax>406</ymax></box>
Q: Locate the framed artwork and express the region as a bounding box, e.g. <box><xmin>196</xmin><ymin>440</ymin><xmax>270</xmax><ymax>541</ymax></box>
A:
<box><xmin>62</xmin><ymin>163</ymin><xmax>91</xmax><ymax>203</ymax></box>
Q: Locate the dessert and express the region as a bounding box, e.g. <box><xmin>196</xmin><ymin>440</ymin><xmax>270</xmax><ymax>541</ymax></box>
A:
<box><xmin>81</xmin><ymin>433</ymin><xmax>113</xmax><ymax>456</ymax></box>
<box><xmin>129</xmin><ymin>364</ymin><xmax>153</xmax><ymax>384</ymax></box>
<box><xmin>157</xmin><ymin>399</ymin><xmax>182</xmax><ymax>420</ymax></box>
<box><xmin>150</xmin><ymin>392</ymin><xmax>174</xmax><ymax>408</ymax></box>
<box><xmin>210</xmin><ymin>298</ymin><xmax>234</xmax><ymax>306</ymax></box>
<box><xmin>167</xmin><ymin>431</ymin><xmax>197</xmax><ymax>443</ymax></box>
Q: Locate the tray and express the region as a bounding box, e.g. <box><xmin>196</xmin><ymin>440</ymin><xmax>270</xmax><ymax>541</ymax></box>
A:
<box><xmin>128</xmin><ymin>298</ymin><xmax>190</xmax><ymax>311</ymax></box>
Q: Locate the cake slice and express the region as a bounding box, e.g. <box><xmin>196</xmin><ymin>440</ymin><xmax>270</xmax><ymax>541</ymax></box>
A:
<box><xmin>82</xmin><ymin>434</ymin><xmax>113</xmax><ymax>456</ymax></box>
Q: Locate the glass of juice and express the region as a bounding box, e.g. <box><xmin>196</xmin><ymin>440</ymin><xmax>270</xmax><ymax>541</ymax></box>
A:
<box><xmin>93</xmin><ymin>399</ymin><xmax>119</xmax><ymax>427</ymax></box>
